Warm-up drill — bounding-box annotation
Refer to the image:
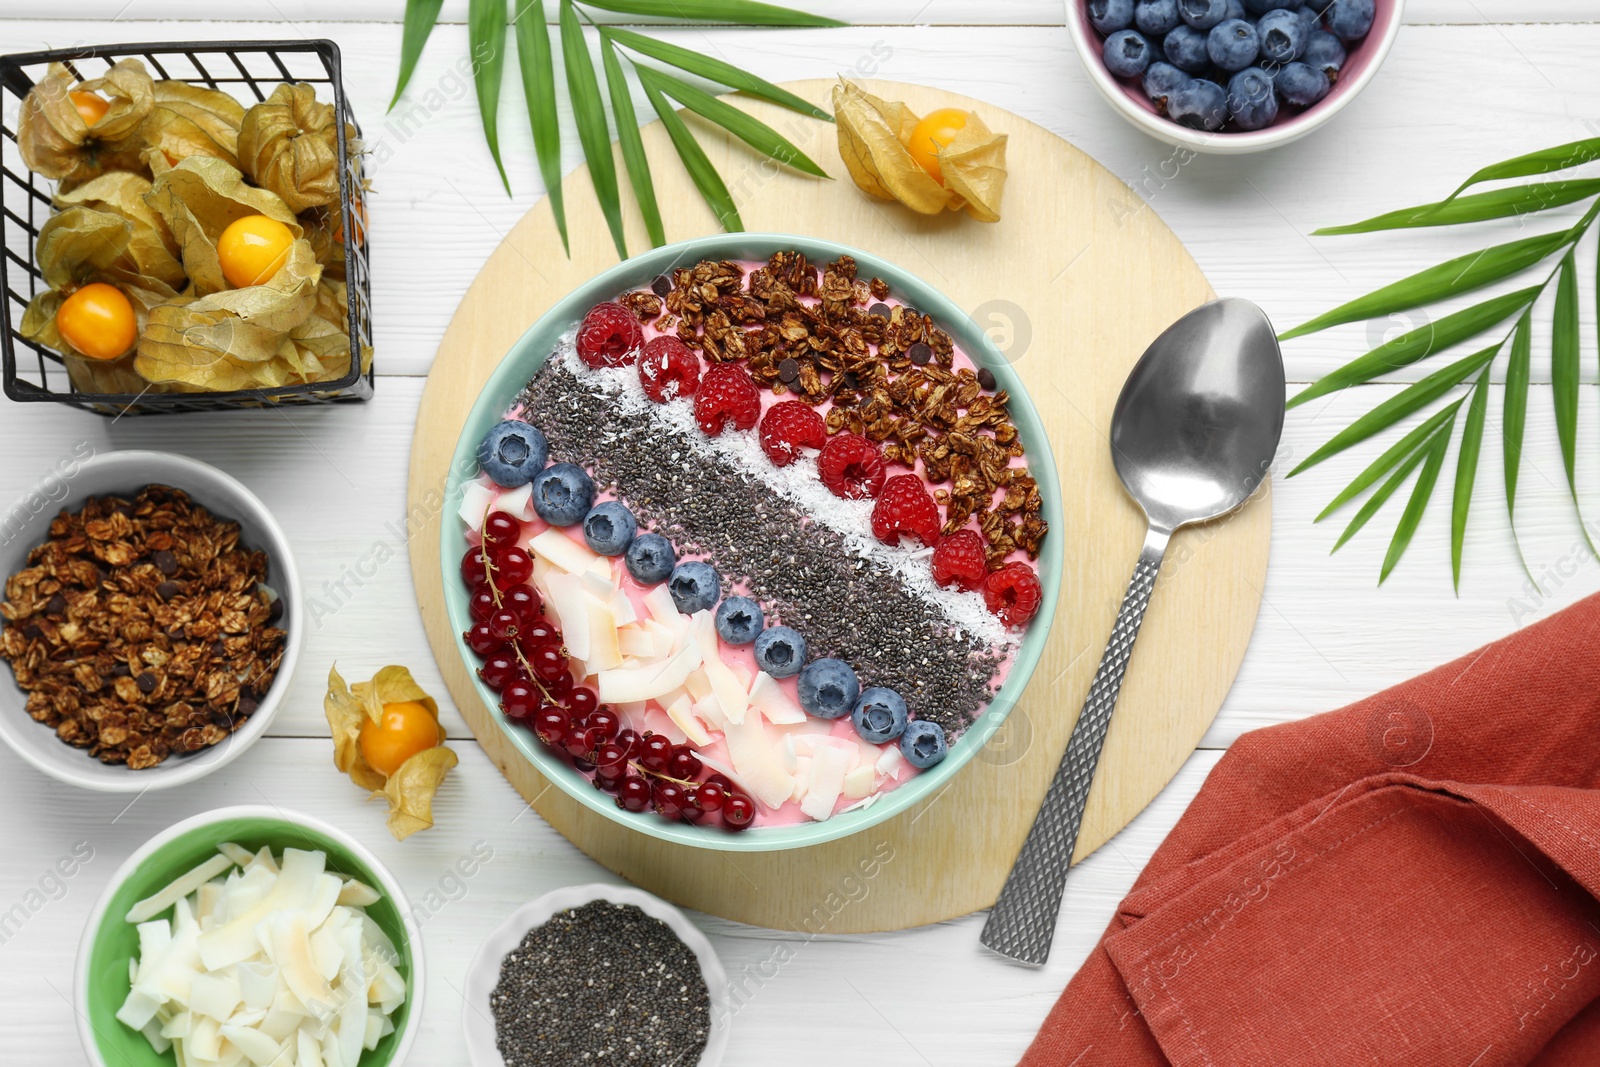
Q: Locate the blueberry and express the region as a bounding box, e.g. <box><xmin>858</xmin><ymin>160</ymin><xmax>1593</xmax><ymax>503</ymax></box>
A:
<box><xmin>1168</xmin><ymin>78</ymin><xmax>1227</xmax><ymax>130</ymax></box>
<box><xmin>797</xmin><ymin>658</ymin><xmax>860</xmax><ymax>720</ymax></box>
<box><xmin>714</xmin><ymin>596</ymin><xmax>764</xmax><ymax>645</ymax></box>
<box><xmin>1226</xmin><ymin>67</ymin><xmax>1279</xmax><ymax>129</ymax></box>
<box><xmin>1223</xmin><ymin>0</ymin><xmax>1246</xmax><ymax>16</ymax></box>
<box><xmin>899</xmin><ymin>720</ymin><xmax>948</xmax><ymax>769</ymax></box>
<box><xmin>1257</xmin><ymin>8</ymin><xmax>1308</xmax><ymax>61</ymax></box>
<box><xmin>1102</xmin><ymin>30</ymin><xmax>1154</xmax><ymax>77</ymax></box>
<box><xmin>1275</xmin><ymin>60</ymin><xmax>1331</xmax><ymax>106</ymax></box>
<box><xmin>1241</xmin><ymin>0</ymin><xmax>1294</xmax><ymax>12</ymax></box>
<box><xmin>1324</xmin><ymin>0</ymin><xmax>1373</xmax><ymax>40</ymax></box>
<box><xmin>1301</xmin><ymin>0</ymin><xmax>1334</xmax><ymax>10</ymax></box>
<box><xmin>477</xmin><ymin>420</ymin><xmax>548</xmax><ymax>488</ymax></box>
<box><xmin>1088</xmin><ymin>0</ymin><xmax>1136</xmax><ymax>33</ymax></box>
<box><xmin>851</xmin><ymin>687</ymin><xmax>908</xmax><ymax>744</ymax></box>
<box><xmin>1207</xmin><ymin>18</ymin><xmax>1259</xmax><ymax>69</ymax></box>
<box><xmin>1177</xmin><ymin>0</ymin><xmax>1228</xmax><ymax>29</ymax></box>
<box><xmin>667</xmin><ymin>560</ymin><xmax>720</xmax><ymax>614</ymax></box>
<box><xmin>1142</xmin><ymin>60</ymin><xmax>1188</xmax><ymax>109</ymax></box>
<box><xmin>1133</xmin><ymin>0</ymin><xmax>1179</xmax><ymax>36</ymax></box>
<box><xmin>753</xmin><ymin>626</ymin><xmax>807</xmax><ymax>679</ymax></box>
<box><xmin>582</xmin><ymin>501</ymin><xmax>637</xmax><ymax>556</ymax></box>
<box><xmin>530</xmin><ymin>463</ymin><xmax>594</xmax><ymax>526</ymax></box>
<box><xmin>624</xmin><ymin>532</ymin><xmax>676</xmax><ymax>584</ymax></box>
<box><xmin>1163</xmin><ymin>24</ymin><xmax>1211</xmax><ymax>72</ymax></box>
<box><xmin>1303</xmin><ymin>29</ymin><xmax>1346</xmax><ymax>75</ymax></box>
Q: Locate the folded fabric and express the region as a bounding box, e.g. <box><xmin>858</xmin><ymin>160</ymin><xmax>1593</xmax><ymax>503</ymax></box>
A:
<box><xmin>1021</xmin><ymin>592</ymin><xmax>1600</xmax><ymax>1067</ymax></box>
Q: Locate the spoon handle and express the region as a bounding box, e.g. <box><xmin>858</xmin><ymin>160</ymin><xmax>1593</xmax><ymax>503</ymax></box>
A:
<box><xmin>981</xmin><ymin>524</ymin><xmax>1172</xmax><ymax>966</ymax></box>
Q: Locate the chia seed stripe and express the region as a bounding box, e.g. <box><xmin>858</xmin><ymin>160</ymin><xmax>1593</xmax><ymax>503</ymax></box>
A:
<box><xmin>516</xmin><ymin>355</ymin><xmax>1001</xmax><ymax>735</ymax></box>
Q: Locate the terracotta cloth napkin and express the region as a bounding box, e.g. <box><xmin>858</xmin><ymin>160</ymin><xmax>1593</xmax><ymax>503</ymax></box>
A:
<box><xmin>1019</xmin><ymin>592</ymin><xmax>1600</xmax><ymax>1067</ymax></box>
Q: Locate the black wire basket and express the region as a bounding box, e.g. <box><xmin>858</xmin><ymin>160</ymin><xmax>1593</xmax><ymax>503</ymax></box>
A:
<box><xmin>0</xmin><ymin>39</ymin><xmax>374</xmax><ymax>416</ymax></box>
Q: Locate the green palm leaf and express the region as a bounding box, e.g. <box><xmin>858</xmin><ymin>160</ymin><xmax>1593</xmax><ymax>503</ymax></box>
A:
<box><xmin>1290</xmin><ymin>344</ymin><xmax>1496</xmax><ymax>476</ymax></box>
<box><xmin>1317</xmin><ymin>400</ymin><xmax>1465</xmax><ymax>522</ymax></box>
<box><xmin>599</xmin><ymin>26</ymin><xmax>830</xmax><ymax>119</ymax></box>
<box><xmin>391</xmin><ymin>0</ymin><xmax>446</xmax><ymax>109</ymax></box>
<box><xmin>468</xmin><ymin>0</ymin><xmax>512</xmax><ymax>193</ymax></box>
<box><xmin>1450</xmin><ymin>367</ymin><xmax>1491</xmax><ymax>591</ymax></box>
<box><xmin>1381</xmin><ymin>429</ymin><xmax>1452</xmax><ymax>583</ymax></box>
<box><xmin>638</xmin><ymin>69</ymin><xmax>743</xmax><ymax>231</ymax></box>
<box><xmin>638</xmin><ymin>64</ymin><xmax>828</xmax><ymax>177</ymax></box>
<box><xmin>1279</xmin><ymin>230</ymin><xmax>1570</xmax><ymax>341</ymax></box>
<box><xmin>1502</xmin><ymin>312</ymin><xmax>1532</xmax><ymax>570</ymax></box>
<box><xmin>601</xmin><ymin>36</ymin><xmax>666</xmax><ymax>248</ymax></box>
<box><xmin>1332</xmin><ymin>408</ymin><xmax>1457</xmax><ymax>551</ymax></box>
<box><xmin>1313</xmin><ymin>179</ymin><xmax>1600</xmax><ymax>235</ymax></box>
<box><xmin>1553</xmin><ymin>249</ymin><xmax>1581</xmax><ymax>496</ymax></box>
<box><xmin>560</xmin><ymin>0</ymin><xmax>628</xmax><ymax>258</ymax></box>
<box><xmin>515</xmin><ymin>0</ymin><xmax>568</xmax><ymax>251</ymax></box>
<box><xmin>1289</xmin><ymin>286</ymin><xmax>1539</xmax><ymax>409</ymax></box>
<box><xmin>580</xmin><ymin>0</ymin><xmax>844</xmax><ymax>25</ymax></box>
<box><xmin>1438</xmin><ymin>137</ymin><xmax>1600</xmax><ymax>209</ymax></box>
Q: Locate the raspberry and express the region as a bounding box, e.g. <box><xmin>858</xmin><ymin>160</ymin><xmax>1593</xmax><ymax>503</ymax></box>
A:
<box><xmin>638</xmin><ymin>336</ymin><xmax>700</xmax><ymax>402</ymax></box>
<box><xmin>694</xmin><ymin>362</ymin><xmax>760</xmax><ymax>436</ymax></box>
<box><xmin>984</xmin><ymin>561</ymin><xmax>1044</xmax><ymax>627</ymax></box>
<box><xmin>576</xmin><ymin>302</ymin><xmax>643</xmax><ymax>368</ymax></box>
<box><xmin>931</xmin><ymin>530</ymin><xmax>988</xmax><ymax>590</ymax></box>
<box><xmin>871</xmin><ymin>474</ymin><xmax>941</xmax><ymax>547</ymax></box>
<box><xmin>818</xmin><ymin>432</ymin><xmax>886</xmax><ymax>500</ymax></box>
<box><xmin>758</xmin><ymin>400</ymin><xmax>826</xmax><ymax>466</ymax></box>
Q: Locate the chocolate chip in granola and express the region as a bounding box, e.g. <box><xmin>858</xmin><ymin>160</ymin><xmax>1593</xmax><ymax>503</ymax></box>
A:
<box><xmin>45</xmin><ymin>593</ymin><xmax>68</xmax><ymax>617</ymax></box>
<box><xmin>868</xmin><ymin>302</ymin><xmax>892</xmax><ymax>319</ymax></box>
<box><xmin>136</xmin><ymin>672</ymin><xmax>157</xmax><ymax>694</ymax></box>
<box><xmin>977</xmin><ymin>367</ymin><xmax>997</xmax><ymax>390</ymax></box>
<box><xmin>156</xmin><ymin>581</ymin><xmax>180</xmax><ymax>602</ymax></box>
<box><xmin>154</xmin><ymin>549</ymin><xmax>178</xmax><ymax>575</ymax></box>
<box><xmin>111</xmin><ymin>662</ymin><xmax>130</xmax><ymax>677</ymax></box>
<box><xmin>651</xmin><ymin>274</ymin><xmax>673</xmax><ymax>298</ymax></box>
<box><xmin>777</xmin><ymin>358</ymin><xmax>801</xmax><ymax>384</ymax></box>
<box><xmin>238</xmin><ymin>693</ymin><xmax>259</xmax><ymax>716</ymax></box>
<box><xmin>908</xmin><ymin>342</ymin><xmax>932</xmax><ymax>366</ymax></box>
<box><xmin>267</xmin><ymin>598</ymin><xmax>283</xmax><ymax>625</ymax></box>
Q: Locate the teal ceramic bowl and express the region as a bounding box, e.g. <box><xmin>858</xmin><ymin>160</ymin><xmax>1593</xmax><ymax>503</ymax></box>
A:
<box><xmin>75</xmin><ymin>806</ymin><xmax>423</xmax><ymax>1067</ymax></box>
<box><xmin>441</xmin><ymin>233</ymin><xmax>1063</xmax><ymax>852</ymax></box>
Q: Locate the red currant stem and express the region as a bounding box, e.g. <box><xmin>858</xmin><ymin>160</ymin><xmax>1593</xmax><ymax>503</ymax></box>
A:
<box><xmin>627</xmin><ymin>760</ymin><xmax>700</xmax><ymax>789</ymax></box>
<box><xmin>477</xmin><ymin>501</ymin><xmax>504</xmax><ymax>609</ymax></box>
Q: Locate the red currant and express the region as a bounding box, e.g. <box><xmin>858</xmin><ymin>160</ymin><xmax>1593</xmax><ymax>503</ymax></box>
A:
<box><xmin>594</xmin><ymin>741</ymin><xmax>630</xmax><ymax>776</ymax></box>
<box><xmin>652</xmin><ymin>780</ymin><xmax>689</xmax><ymax>820</ymax></box>
<box><xmin>572</xmin><ymin>756</ymin><xmax>596</xmax><ymax>774</ymax></box>
<box><xmin>615</xmin><ymin>729</ymin><xmax>644</xmax><ymax>761</ymax></box>
<box><xmin>501</xmin><ymin>680</ymin><xmax>541</xmax><ymax>720</ymax></box>
<box><xmin>487</xmin><ymin>609</ymin><xmax>523</xmax><ymax>642</ymax></box>
<box><xmin>587</xmin><ymin>708</ymin><xmax>621</xmax><ymax>741</ymax></box>
<box><xmin>723</xmin><ymin>793</ymin><xmax>755</xmax><ymax>830</ymax></box>
<box><xmin>483</xmin><ymin>511</ymin><xmax>523</xmax><ymax>550</ymax></box>
<box><xmin>667</xmin><ymin>746</ymin><xmax>702</xmax><ymax>781</ymax></box>
<box><xmin>563</xmin><ymin>723</ymin><xmax>603</xmax><ymax>760</ymax></box>
<box><xmin>503</xmin><ymin>585</ymin><xmax>544</xmax><ymax>625</ymax></box>
<box><xmin>462</xmin><ymin>545</ymin><xmax>493</xmax><ymax>586</ymax></box>
<box><xmin>464</xmin><ymin>622</ymin><xmax>504</xmax><ymax>658</ymax></box>
<box><xmin>617</xmin><ymin>775</ymin><xmax>652</xmax><ymax>812</ymax></box>
<box><xmin>491</xmin><ymin>545</ymin><xmax>534</xmax><ymax>588</ymax></box>
<box><xmin>593</xmin><ymin>770</ymin><xmax>625</xmax><ymax>794</ymax></box>
<box><xmin>518</xmin><ymin>620</ymin><xmax>562</xmax><ymax>651</ymax></box>
<box><xmin>528</xmin><ymin>645</ymin><xmax>570</xmax><ymax>682</ymax></box>
<box><xmin>478</xmin><ymin>652</ymin><xmax>521</xmax><ymax>692</ymax></box>
<box><xmin>541</xmin><ymin>669</ymin><xmax>574</xmax><ymax>700</ymax></box>
<box><xmin>703</xmin><ymin>772</ymin><xmax>734</xmax><ymax>792</ymax></box>
<box><xmin>639</xmin><ymin>734</ymin><xmax>673</xmax><ymax>774</ymax></box>
<box><xmin>533</xmin><ymin>706</ymin><xmax>570</xmax><ymax>746</ymax></box>
<box><xmin>693</xmin><ymin>781</ymin><xmax>726</xmax><ymax>814</ymax></box>
<box><xmin>568</xmin><ymin>686</ymin><xmax>599</xmax><ymax>720</ymax></box>
<box><xmin>468</xmin><ymin>583</ymin><xmax>498</xmax><ymax>621</ymax></box>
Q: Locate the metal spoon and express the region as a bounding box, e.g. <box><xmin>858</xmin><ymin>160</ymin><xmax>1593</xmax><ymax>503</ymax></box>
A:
<box><xmin>980</xmin><ymin>298</ymin><xmax>1285</xmax><ymax>966</ymax></box>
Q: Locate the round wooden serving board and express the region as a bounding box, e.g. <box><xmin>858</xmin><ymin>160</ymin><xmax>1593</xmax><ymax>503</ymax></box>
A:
<box><xmin>408</xmin><ymin>79</ymin><xmax>1271</xmax><ymax>933</ymax></box>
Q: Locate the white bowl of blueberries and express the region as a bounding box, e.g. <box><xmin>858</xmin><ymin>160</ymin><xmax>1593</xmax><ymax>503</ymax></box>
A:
<box><xmin>1068</xmin><ymin>0</ymin><xmax>1404</xmax><ymax>152</ymax></box>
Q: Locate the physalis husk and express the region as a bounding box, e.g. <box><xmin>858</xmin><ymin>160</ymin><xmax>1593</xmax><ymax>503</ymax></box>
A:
<box><xmin>325</xmin><ymin>665</ymin><xmax>458</xmax><ymax>841</ymax></box>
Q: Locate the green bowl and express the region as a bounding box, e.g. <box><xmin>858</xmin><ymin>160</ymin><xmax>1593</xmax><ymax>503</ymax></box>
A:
<box><xmin>75</xmin><ymin>806</ymin><xmax>423</xmax><ymax>1067</ymax></box>
<box><xmin>442</xmin><ymin>233</ymin><xmax>1064</xmax><ymax>852</ymax></box>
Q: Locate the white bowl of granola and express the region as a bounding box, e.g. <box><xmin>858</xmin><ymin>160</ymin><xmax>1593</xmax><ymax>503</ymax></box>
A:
<box><xmin>0</xmin><ymin>450</ymin><xmax>301</xmax><ymax>791</ymax></box>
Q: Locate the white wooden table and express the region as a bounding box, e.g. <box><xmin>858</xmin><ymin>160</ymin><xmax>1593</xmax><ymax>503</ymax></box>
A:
<box><xmin>3</xmin><ymin>4</ymin><xmax>1599</xmax><ymax>1063</ymax></box>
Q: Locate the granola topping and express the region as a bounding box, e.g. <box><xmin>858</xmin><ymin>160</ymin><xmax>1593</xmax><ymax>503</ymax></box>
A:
<box><xmin>0</xmin><ymin>486</ymin><xmax>286</xmax><ymax>769</ymax></box>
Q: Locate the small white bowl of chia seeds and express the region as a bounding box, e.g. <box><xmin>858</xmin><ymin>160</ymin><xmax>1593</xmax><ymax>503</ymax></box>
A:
<box><xmin>463</xmin><ymin>883</ymin><xmax>730</xmax><ymax>1067</ymax></box>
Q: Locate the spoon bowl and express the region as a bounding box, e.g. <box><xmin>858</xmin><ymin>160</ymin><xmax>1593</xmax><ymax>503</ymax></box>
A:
<box><xmin>1112</xmin><ymin>298</ymin><xmax>1286</xmax><ymax>535</ymax></box>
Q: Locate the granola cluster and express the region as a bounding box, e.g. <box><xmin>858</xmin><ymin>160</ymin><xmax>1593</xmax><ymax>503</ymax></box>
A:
<box><xmin>0</xmin><ymin>487</ymin><xmax>286</xmax><ymax>769</ymax></box>
<box><xmin>628</xmin><ymin>252</ymin><xmax>1047</xmax><ymax>566</ymax></box>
